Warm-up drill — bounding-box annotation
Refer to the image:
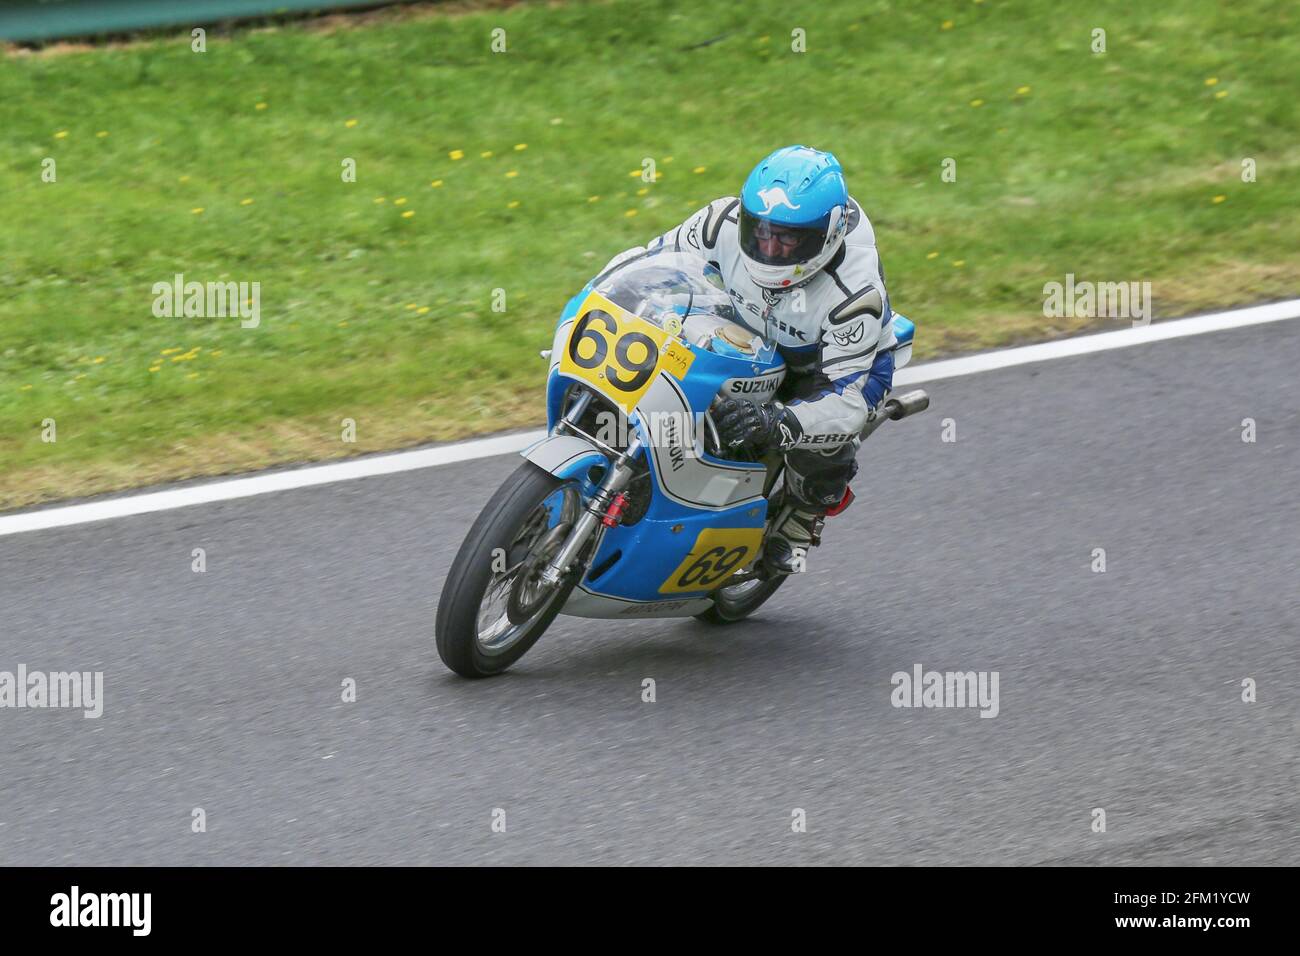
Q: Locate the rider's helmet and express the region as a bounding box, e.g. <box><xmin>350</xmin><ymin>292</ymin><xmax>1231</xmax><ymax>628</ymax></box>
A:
<box><xmin>737</xmin><ymin>145</ymin><xmax>849</xmax><ymax>290</ymax></box>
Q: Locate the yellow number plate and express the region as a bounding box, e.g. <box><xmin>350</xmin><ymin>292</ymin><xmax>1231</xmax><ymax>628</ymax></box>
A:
<box><xmin>559</xmin><ymin>291</ymin><xmax>695</xmax><ymax>414</ymax></box>
<box><xmin>659</xmin><ymin>527</ymin><xmax>765</xmax><ymax>594</ymax></box>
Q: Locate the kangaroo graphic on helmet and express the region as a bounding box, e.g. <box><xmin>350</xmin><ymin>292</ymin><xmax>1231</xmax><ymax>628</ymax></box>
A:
<box><xmin>756</xmin><ymin>187</ymin><xmax>801</xmax><ymax>215</ymax></box>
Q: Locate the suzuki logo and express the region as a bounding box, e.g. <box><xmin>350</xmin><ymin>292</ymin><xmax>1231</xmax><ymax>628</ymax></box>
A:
<box><xmin>756</xmin><ymin>187</ymin><xmax>801</xmax><ymax>214</ymax></box>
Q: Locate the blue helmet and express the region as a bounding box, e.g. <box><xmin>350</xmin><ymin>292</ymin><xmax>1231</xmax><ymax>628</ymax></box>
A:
<box><xmin>738</xmin><ymin>145</ymin><xmax>849</xmax><ymax>289</ymax></box>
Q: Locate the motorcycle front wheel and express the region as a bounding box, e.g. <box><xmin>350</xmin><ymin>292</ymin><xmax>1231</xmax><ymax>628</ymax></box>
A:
<box><xmin>436</xmin><ymin>461</ymin><xmax>584</xmax><ymax>677</ymax></box>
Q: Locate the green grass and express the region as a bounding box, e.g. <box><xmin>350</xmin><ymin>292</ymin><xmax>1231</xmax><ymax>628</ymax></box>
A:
<box><xmin>2</xmin><ymin>0</ymin><xmax>1298</xmax><ymax>507</ymax></box>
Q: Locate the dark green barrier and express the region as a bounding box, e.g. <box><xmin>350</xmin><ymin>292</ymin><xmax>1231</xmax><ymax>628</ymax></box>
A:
<box><xmin>0</xmin><ymin>0</ymin><xmax>404</xmax><ymax>42</ymax></box>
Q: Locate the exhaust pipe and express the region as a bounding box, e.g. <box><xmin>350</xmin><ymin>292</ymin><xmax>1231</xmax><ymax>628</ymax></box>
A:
<box><xmin>859</xmin><ymin>388</ymin><xmax>930</xmax><ymax>440</ymax></box>
<box><xmin>884</xmin><ymin>389</ymin><xmax>930</xmax><ymax>420</ymax></box>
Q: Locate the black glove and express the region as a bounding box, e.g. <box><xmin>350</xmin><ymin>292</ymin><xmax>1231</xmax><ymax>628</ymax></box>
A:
<box><xmin>712</xmin><ymin>397</ymin><xmax>802</xmax><ymax>451</ymax></box>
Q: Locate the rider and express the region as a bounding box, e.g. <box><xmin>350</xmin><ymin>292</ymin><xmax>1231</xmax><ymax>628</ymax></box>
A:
<box><xmin>600</xmin><ymin>145</ymin><xmax>896</xmax><ymax>574</ymax></box>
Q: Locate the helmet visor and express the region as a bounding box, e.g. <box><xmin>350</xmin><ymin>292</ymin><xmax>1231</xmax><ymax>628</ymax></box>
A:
<box><xmin>738</xmin><ymin>206</ymin><xmax>828</xmax><ymax>266</ymax></box>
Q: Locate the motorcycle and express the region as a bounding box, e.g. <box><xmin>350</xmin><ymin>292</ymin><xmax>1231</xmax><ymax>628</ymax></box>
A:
<box><xmin>435</xmin><ymin>251</ymin><xmax>928</xmax><ymax>677</ymax></box>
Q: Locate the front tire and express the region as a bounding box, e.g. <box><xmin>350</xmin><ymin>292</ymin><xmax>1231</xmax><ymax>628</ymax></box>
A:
<box><xmin>436</xmin><ymin>462</ymin><xmax>584</xmax><ymax>677</ymax></box>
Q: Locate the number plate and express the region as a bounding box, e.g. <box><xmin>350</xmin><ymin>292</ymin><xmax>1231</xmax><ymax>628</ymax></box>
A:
<box><xmin>559</xmin><ymin>291</ymin><xmax>695</xmax><ymax>414</ymax></box>
<box><xmin>659</xmin><ymin>527</ymin><xmax>765</xmax><ymax>594</ymax></box>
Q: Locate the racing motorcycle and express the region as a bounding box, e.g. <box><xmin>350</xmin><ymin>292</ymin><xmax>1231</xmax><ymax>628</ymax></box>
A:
<box><xmin>435</xmin><ymin>251</ymin><xmax>928</xmax><ymax>677</ymax></box>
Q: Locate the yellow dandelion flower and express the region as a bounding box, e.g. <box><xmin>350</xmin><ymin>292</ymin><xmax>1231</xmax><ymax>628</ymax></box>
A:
<box><xmin>96</xmin><ymin>130</ymin><xmax>109</xmax><ymax>138</ymax></box>
<box><xmin>373</xmin><ymin>197</ymin><xmax>386</xmax><ymax>204</ymax></box>
<box><xmin>191</xmin><ymin>207</ymin><xmax>205</xmax><ymax>214</ymax></box>
<box><xmin>161</xmin><ymin>348</ymin><xmax>182</xmax><ymax>355</ymax></box>
<box><xmin>449</xmin><ymin>150</ymin><xmax>464</xmax><ymax>160</ymax></box>
<box><xmin>636</xmin><ymin>187</ymin><xmax>649</xmax><ymax>196</ymax></box>
<box><xmin>941</xmin><ymin>20</ymin><xmax>954</xmax><ymax>30</ymax></box>
<box><xmin>625</xmin><ymin>209</ymin><xmax>638</xmax><ymax>217</ymax></box>
<box><xmin>93</xmin><ymin>356</ymin><xmax>106</xmax><ymax>364</ymax></box>
<box><xmin>430</xmin><ymin>180</ymin><xmax>444</xmax><ymax>188</ymax></box>
<box><xmin>507</xmin><ymin>200</ymin><xmax>521</xmax><ymax>208</ymax></box>
<box><xmin>406</xmin><ymin>303</ymin><xmax>419</xmax><ymax>310</ymax></box>
<box><xmin>54</xmin><ymin>130</ymin><xmax>69</xmax><ymax>139</ymax></box>
<box><xmin>345</xmin><ymin>119</ymin><xmax>359</xmax><ymax>127</ymax></box>
<box><xmin>970</xmin><ymin>99</ymin><xmax>984</xmax><ymax>107</ymax></box>
<box><xmin>187</xmin><ymin>372</ymin><xmax>200</xmax><ymax>380</ymax></box>
<box><xmin>20</xmin><ymin>384</ymin><xmax>33</xmax><ymax>391</ymax></box>
<box><xmin>588</xmin><ymin>195</ymin><xmax>601</xmax><ymax>203</ymax></box>
<box><xmin>1205</xmin><ymin>77</ymin><xmax>1218</xmax><ymax>86</ymax></box>
<box><xmin>1212</xmin><ymin>195</ymin><xmax>1226</xmax><ymax>204</ymax></box>
<box><xmin>480</xmin><ymin>150</ymin><xmax>493</xmax><ymax>158</ymax></box>
<box><xmin>1016</xmin><ymin>85</ymin><xmax>1031</xmax><ymax>95</ymax></box>
<box><xmin>952</xmin><ymin>260</ymin><xmax>966</xmax><ymax>267</ymax></box>
<box><xmin>394</xmin><ymin>197</ymin><xmax>407</xmax><ymax>205</ymax></box>
<box><xmin>417</xmin><ymin>307</ymin><xmax>430</xmax><ymax>314</ymax></box>
<box><xmin>505</xmin><ymin>170</ymin><xmax>519</xmax><ymax>178</ymax></box>
<box><xmin>255</xmin><ymin>102</ymin><xmax>268</xmax><ymax>110</ymax></box>
<box><xmin>1215</xmin><ymin>90</ymin><xmax>1228</xmax><ymax>99</ymax></box>
<box><xmin>514</xmin><ymin>143</ymin><xmax>527</xmax><ymax>151</ymax></box>
<box><xmin>148</xmin><ymin>366</ymin><xmax>161</xmax><ymax>373</ymax></box>
<box><xmin>693</xmin><ymin>166</ymin><xmax>707</xmax><ymax>174</ymax></box>
<box><xmin>628</xmin><ymin>170</ymin><xmax>642</xmax><ymax>178</ymax></box>
<box><xmin>402</xmin><ymin>210</ymin><xmax>415</xmax><ymax>218</ymax></box>
<box><xmin>240</xmin><ymin>198</ymin><xmax>254</xmax><ymax>206</ymax></box>
<box><xmin>926</xmin><ymin>251</ymin><xmax>940</xmax><ymax>260</ymax></box>
<box><xmin>210</xmin><ymin>350</ymin><xmax>223</xmax><ymax>357</ymax></box>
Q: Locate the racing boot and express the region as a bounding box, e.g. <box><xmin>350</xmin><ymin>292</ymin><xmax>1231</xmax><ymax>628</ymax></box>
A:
<box><xmin>763</xmin><ymin>498</ymin><xmax>827</xmax><ymax>575</ymax></box>
<box><xmin>763</xmin><ymin>444</ymin><xmax>857</xmax><ymax>575</ymax></box>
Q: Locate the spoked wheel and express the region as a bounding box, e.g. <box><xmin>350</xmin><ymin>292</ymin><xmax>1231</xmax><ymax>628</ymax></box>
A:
<box><xmin>436</xmin><ymin>462</ymin><xmax>586</xmax><ymax>677</ymax></box>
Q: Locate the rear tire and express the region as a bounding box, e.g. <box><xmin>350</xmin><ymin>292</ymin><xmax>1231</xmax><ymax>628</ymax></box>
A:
<box><xmin>694</xmin><ymin>574</ymin><xmax>787</xmax><ymax>625</ymax></box>
<box><xmin>436</xmin><ymin>462</ymin><xmax>583</xmax><ymax>677</ymax></box>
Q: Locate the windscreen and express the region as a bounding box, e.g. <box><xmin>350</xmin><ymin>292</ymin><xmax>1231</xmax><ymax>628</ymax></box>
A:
<box><xmin>593</xmin><ymin>251</ymin><xmax>775</xmax><ymax>359</ymax></box>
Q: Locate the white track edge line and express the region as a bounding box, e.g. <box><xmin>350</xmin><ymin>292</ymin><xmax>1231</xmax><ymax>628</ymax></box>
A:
<box><xmin>3</xmin><ymin>298</ymin><xmax>1298</xmax><ymax>537</ymax></box>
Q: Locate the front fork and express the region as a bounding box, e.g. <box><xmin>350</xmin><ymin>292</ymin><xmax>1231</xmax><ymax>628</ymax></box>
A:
<box><xmin>538</xmin><ymin>389</ymin><xmax>644</xmax><ymax>587</ymax></box>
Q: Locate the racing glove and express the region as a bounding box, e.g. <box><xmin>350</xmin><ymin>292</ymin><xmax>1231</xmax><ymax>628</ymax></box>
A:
<box><xmin>712</xmin><ymin>396</ymin><xmax>803</xmax><ymax>452</ymax></box>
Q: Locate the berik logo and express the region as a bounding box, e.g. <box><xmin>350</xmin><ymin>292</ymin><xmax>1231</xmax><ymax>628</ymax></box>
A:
<box><xmin>50</xmin><ymin>886</ymin><xmax>152</xmax><ymax>936</ymax></box>
<box><xmin>832</xmin><ymin>322</ymin><xmax>864</xmax><ymax>347</ymax></box>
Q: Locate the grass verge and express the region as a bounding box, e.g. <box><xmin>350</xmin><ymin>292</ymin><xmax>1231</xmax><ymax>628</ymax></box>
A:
<box><xmin>2</xmin><ymin>0</ymin><xmax>1298</xmax><ymax>508</ymax></box>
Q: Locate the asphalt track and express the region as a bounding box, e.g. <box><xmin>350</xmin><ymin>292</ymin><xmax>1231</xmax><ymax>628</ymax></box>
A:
<box><xmin>2</xmin><ymin>319</ymin><xmax>1297</xmax><ymax>865</ymax></box>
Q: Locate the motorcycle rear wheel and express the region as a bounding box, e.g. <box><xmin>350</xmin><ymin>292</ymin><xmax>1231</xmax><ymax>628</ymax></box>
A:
<box><xmin>436</xmin><ymin>462</ymin><xmax>583</xmax><ymax>677</ymax></box>
<box><xmin>694</xmin><ymin>574</ymin><xmax>787</xmax><ymax>625</ymax></box>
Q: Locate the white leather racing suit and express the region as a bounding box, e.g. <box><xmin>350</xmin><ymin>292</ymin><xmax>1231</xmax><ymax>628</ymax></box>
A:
<box><xmin>604</xmin><ymin>195</ymin><xmax>895</xmax><ymax>507</ymax></box>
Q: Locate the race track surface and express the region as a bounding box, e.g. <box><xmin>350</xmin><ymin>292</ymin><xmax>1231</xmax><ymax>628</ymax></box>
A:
<box><xmin>2</xmin><ymin>320</ymin><xmax>1297</xmax><ymax>865</ymax></box>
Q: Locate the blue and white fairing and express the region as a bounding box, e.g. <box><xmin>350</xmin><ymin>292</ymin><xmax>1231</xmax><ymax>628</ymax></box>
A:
<box><xmin>524</xmin><ymin>252</ymin><xmax>788</xmax><ymax>619</ymax></box>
